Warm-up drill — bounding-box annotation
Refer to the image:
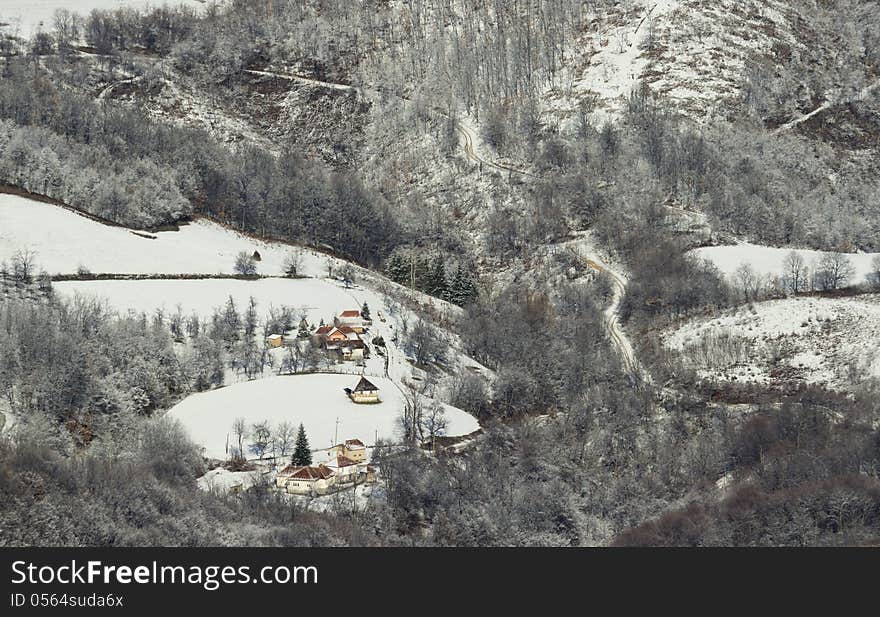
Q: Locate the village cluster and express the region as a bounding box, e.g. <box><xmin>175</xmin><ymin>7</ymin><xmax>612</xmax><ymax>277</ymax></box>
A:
<box><xmin>275</xmin><ymin>437</ymin><xmax>379</xmax><ymax>496</ymax></box>
<box><xmin>251</xmin><ymin>304</ymin><xmax>386</xmax><ymax>496</ymax></box>
<box><xmin>268</xmin><ymin>374</ymin><xmax>382</xmax><ymax>496</ymax></box>
<box><xmin>267</xmin><ymin>304</ymin><xmax>387</xmax><ymax>365</ymax></box>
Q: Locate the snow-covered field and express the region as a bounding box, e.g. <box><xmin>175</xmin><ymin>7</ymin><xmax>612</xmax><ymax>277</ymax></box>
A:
<box><xmin>168</xmin><ymin>374</ymin><xmax>480</xmax><ymax>460</ymax></box>
<box><xmin>692</xmin><ymin>242</ymin><xmax>880</xmax><ymax>287</ymax></box>
<box><xmin>0</xmin><ymin>194</ymin><xmax>341</xmax><ymax>276</ymax></box>
<box><xmin>664</xmin><ymin>294</ymin><xmax>880</xmax><ymax>390</ymax></box>
<box><xmin>54</xmin><ymin>278</ymin><xmax>359</xmax><ymax>326</ymax></box>
<box><xmin>0</xmin><ymin>0</ymin><xmax>209</xmax><ymax>37</ymax></box>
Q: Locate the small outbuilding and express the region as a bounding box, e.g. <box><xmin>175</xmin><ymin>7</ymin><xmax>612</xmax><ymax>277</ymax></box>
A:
<box><xmin>345</xmin><ymin>376</ymin><xmax>380</xmax><ymax>404</ymax></box>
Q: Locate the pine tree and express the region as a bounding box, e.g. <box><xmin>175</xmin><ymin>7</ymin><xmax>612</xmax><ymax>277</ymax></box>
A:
<box><xmin>427</xmin><ymin>256</ymin><xmax>447</xmax><ymax>298</ymax></box>
<box><xmin>449</xmin><ymin>266</ymin><xmax>477</xmax><ymax>306</ymax></box>
<box><xmin>361</xmin><ymin>302</ymin><xmax>371</xmax><ymax>321</ymax></box>
<box><xmin>297</xmin><ymin>318</ymin><xmax>310</xmax><ymax>339</ymax></box>
<box><xmin>384</xmin><ymin>252</ymin><xmax>409</xmax><ymax>284</ymax></box>
<box><xmin>292</xmin><ymin>423</ymin><xmax>312</xmax><ymax>466</ymax></box>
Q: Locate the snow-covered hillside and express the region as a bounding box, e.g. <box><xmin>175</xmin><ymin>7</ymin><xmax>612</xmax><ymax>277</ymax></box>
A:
<box><xmin>542</xmin><ymin>0</ymin><xmax>800</xmax><ymax>126</ymax></box>
<box><xmin>664</xmin><ymin>294</ymin><xmax>880</xmax><ymax>391</ymax></box>
<box><xmin>54</xmin><ymin>278</ymin><xmax>357</xmax><ymax>325</ymax></box>
<box><xmin>0</xmin><ymin>194</ymin><xmax>339</xmax><ymax>276</ymax></box>
<box><xmin>692</xmin><ymin>242</ymin><xmax>880</xmax><ymax>287</ymax></box>
<box><xmin>167</xmin><ymin>374</ymin><xmax>480</xmax><ymax>460</ymax></box>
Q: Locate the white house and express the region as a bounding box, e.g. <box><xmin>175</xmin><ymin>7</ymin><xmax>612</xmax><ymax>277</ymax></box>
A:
<box><xmin>336</xmin><ymin>310</ymin><xmax>367</xmax><ymax>333</ymax></box>
<box><xmin>326</xmin><ymin>454</ymin><xmax>361</xmax><ymax>484</ymax></box>
<box><xmin>275</xmin><ymin>464</ymin><xmax>337</xmax><ymax>495</ymax></box>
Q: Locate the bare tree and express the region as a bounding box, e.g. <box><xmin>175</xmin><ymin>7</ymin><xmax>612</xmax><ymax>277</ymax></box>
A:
<box><xmin>234</xmin><ymin>251</ymin><xmax>257</xmax><ymax>276</ymax></box>
<box><xmin>782</xmin><ymin>251</ymin><xmax>808</xmax><ymax>295</ymax></box>
<box><xmin>249</xmin><ymin>421</ymin><xmax>272</xmax><ymax>460</ymax></box>
<box><xmin>399</xmin><ymin>379</ymin><xmax>432</xmax><ymax>446</ymax></box>
<box><xmin>404</xmin><ymin>318</ymin><xmax>449</xmax><ymax>368</ymax></box>
<box><xmin>420</xmin><ymin>401</ymin><xmax>448</xmax><ymax>450</ymax></box>
<box><xmin>274</xmin><ymin>421</ymin><xmax>296</xmax><ymax>459</ymax></box>
<box><xmin>869</xmin><ymin>255</ymin><xmax>880</xmax><ymax>290</ymax></box>
<box><xmin>232</xmin><ymin>417</ymin><xmax>248</xmax><ymax>459</ymax></box>
<box><xmin>284</xmin><ymin>249</ymin><xmax>303</xmax><ymax>277</ymax></box>
<box><xmin>735</xmin><ymin>263</ymin><xmax>760</xmax><ymax>302</ymax></box>
<box><xmin>814</xmin><ymin>253</ymin><xmax>855</xmax><ymax>291</ymax></box>
<box><xmin>11</xmin><ymin>249</ymin><xmax>37</xmax><ymax>284</ymax></box>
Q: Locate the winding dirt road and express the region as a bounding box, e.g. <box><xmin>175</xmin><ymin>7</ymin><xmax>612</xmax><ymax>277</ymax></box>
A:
<box><xmin>583</xmin><ymin>257</ymin><xmax>642</xmax><ymax>378</ymax></box>
<box><xmin>452</xmin><ymin>119</ymin><xmax>538</xmax><ymax>178</ymax></box>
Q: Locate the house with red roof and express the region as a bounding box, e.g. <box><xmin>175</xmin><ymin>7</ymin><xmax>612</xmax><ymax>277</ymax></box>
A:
<box><xmin>275</xmin><ymin>464</ymin><xmax>337</xmax><ymax>495</ymax></box>
<box><xmin>335</xmin><ymin>309</ymin><xmax>368</xmax><ymax>333</ymax></box>
<box><xmin>313</xmin><ymin>324</ymin><xmax>370</xmax><ymax>361</ymax></box>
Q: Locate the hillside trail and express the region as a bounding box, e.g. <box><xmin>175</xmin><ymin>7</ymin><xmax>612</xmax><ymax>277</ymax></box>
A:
<box><xmin>582</xmin><ymin>257</ymin><xmax>641</xmax><ymax>379</ymax></box>
<box><xmin>111</xmin><ymin>57</ymin><xmax>647</xmax><ymax>381</ymax></box>
<box><xmin>449</xmin><ymin>119</ymin><xmax>646</xmax><ymax>381</ymax></box>
<box><xmin>772</xmin><ymin>78</ymin><xmax>880</xmax><ymax>135</ymax></box>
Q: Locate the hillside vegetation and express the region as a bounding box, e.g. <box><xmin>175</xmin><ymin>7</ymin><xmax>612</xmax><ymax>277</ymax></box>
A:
<box><xmin>1</xmin><ymin>0</ymin><xmax>879</xmax><ymax>547</ymax></box>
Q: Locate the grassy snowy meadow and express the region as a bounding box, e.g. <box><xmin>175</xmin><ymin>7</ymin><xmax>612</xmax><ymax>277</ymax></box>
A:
<box><xmin>692</xmin><ymin>242</ymin><xmax>880</xmax><ymax>286</ymax></box>
<box><xmin>54</xmin><ymin>278</ymin><xmax>360</xmax><ymax>326</ymax></box>
<box><xmin>0</xmin><ymin>194</ymin><xmax>343</xmax><ymax>277</ymax></box>
<box><xmin>167</xmin><ymin>374</ymin><xmax>480</xmax><ymax>460</ymax></box>
<box><xmin>663</xmin><ymin>294</ymin><xmax>880</xmax><ymax>391</ymax></box>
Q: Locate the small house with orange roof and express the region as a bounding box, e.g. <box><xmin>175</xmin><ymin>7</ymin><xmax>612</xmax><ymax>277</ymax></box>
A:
<box><xmin>275</xmin><ymin>464</ymin><xmax>337</xmax><ymax>495</ymax></box>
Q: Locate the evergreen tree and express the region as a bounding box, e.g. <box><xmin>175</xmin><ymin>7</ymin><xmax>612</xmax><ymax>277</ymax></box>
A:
<box><xmin>361</xmin><ymin>302</ymin><xmax>371</xmax><ymax>321</ymax></box>
<box><xmin>449</xmin><ymin>266</ymin><xmax>477</xmax><ymax>306</ymax></box>
<box><xmin>427</xmin><ymin>256</ymin><xmax>447</xmax><ymax>298</ymax></box>
<box><xmin>384</xmin><ymin>252</ymin><xmax>409</xmax><ymax>284</ymax></box>
<box><xmin>292</xmin><ymin>423</ymin><xmax>312</xmax><ymax>466</ymax></box>
<box><xmin>297</xmin><ymin>318</ymin><xmax>310</xmax><ymax>339</ymax></box>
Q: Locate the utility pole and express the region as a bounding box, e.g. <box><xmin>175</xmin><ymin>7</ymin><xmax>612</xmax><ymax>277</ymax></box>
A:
<box><xmin>334</xmin><ymin>417</ymin><xmax>340</xmax><ymax>446</ymax></box>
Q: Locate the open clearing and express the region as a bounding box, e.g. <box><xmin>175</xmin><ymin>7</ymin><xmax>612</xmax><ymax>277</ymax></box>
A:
<box><xmin>0</xmin><ymin>194</ymin><xmax>340</xmax><ymax>277</ymax></box>
<box><xmin>167</xmin><ymin>373</ymin><xmax>480</xmax><ymax>460</ymax></box>
<box><xmin>692</xmin><ymin>242</ymin><xmax>880</xmax><ymax>287</ymax></box>
<box><xmin>54</xmin><ymin>277</ymin><xmax>359</xmax><ymax>326</ymax></box>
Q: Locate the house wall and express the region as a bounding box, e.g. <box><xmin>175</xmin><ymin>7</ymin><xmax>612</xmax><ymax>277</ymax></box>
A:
<box><xmin>285</xmin><ymin>477</ymin><xmax>335</xmax><ymax>495</ymax></box>
<box><xmin>344</xmin><ymin>447</ymin><xmax>366</xmax><ymax>462</ymax></box>
<box><xmin>351</xmin><ymin>392</ymin><xmax>380</xmax><ymax>404</ymax></box>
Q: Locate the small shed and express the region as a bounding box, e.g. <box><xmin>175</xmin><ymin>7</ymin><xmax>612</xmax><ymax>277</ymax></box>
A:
<box><xmin>266</xmin><ymin>334</ymin><xmax>283</xmax><ymax>348</ymax></box>
<box><xmin>346</xmin><ymin>376</ymin><xmax>380</xmax><ymax>404</ymax></box>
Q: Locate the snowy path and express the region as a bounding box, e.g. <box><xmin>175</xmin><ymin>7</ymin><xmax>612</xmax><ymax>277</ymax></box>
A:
<box><xmin>453</xmin><ymin>115</ymin><xmax>538</xmax><ymax>179</ymax></box>
<box><xmin>244</xmin><ymin>69</ymin><xmax>356</xmax><ymax>92</ymax></box>
<box><xmin>583</xmin><ymin>256</ymin><xmax>644</xmax><ymax>380</ymax></box>
<box><xmin>773</xmin><ymin>78</ymin><xmax>880</xmax><ymax>135</ymax></box>
<box><xmin>550</xmin><ymin>236</ymin><xmax>647</xmax><ymax>381</ymax></box>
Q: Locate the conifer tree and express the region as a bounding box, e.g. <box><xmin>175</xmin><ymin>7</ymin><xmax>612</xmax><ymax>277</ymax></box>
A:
<box><xmin>292</xmin><ymin>423</ymin><xmax>312</xmax><ymax>466</ymax></box>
